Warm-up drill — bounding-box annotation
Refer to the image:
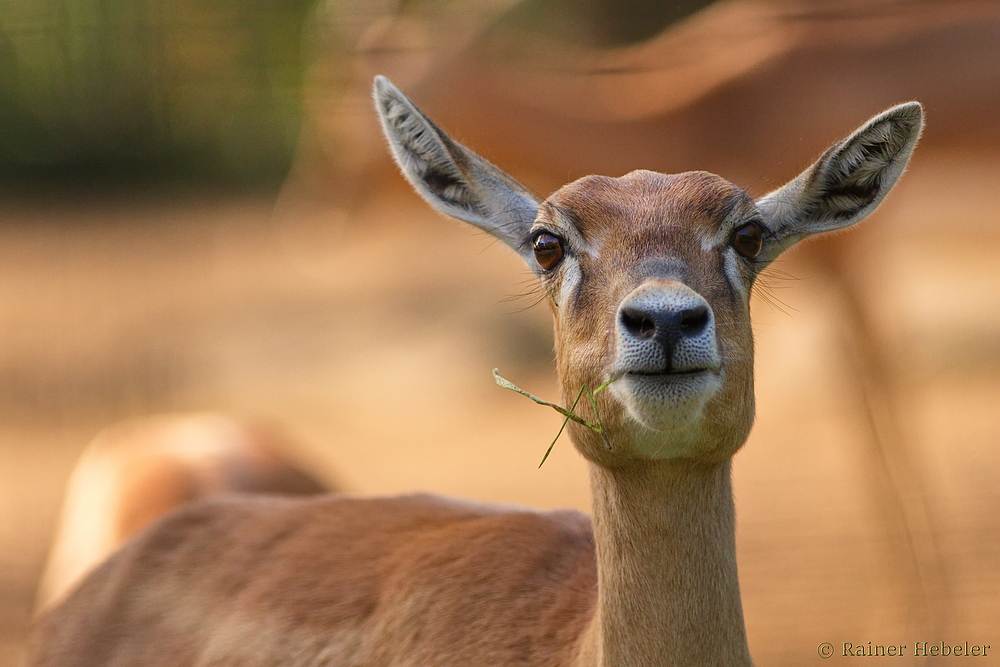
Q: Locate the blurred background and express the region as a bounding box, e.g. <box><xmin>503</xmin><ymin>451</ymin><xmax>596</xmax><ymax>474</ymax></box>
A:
<box><xmin>2</xmin><ymin>0</ymin><xmax>999</xmax><ymax>663</ymax></box>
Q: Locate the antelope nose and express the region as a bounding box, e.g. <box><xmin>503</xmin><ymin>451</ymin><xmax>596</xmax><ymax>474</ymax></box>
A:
<box><xmin>620</xmin><ymin>302</ymin><xmax>710</xmax><ymax>348</ymax></box>
<box><xmin>615</xmin><ymin>282</ymin><xmax>719</xmax><ymax>374</ymax></box>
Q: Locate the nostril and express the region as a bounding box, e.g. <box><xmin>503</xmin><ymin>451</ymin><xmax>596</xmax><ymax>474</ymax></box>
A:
<box><xmin>678</xmin><ymin>305</ymin><xmax>710</xmax><ymax>338</ymax></box>
<box><xmin>620</xmin><ymin>307</ymin><xmax>657</xmax><ymax>340</ymax></box>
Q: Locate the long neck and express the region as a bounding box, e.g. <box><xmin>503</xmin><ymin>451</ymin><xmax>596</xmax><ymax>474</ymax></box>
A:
<box><xmin>577</xmin><ymin>458</ymin><xmax>752</xmax><ymax>667</ymax></box>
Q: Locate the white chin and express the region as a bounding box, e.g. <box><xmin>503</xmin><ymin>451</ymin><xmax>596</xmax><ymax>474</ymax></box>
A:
<box><xmin>610</xmin><ymin>371</ymin><xmax>722</xmax><ymax>433</ymax></box>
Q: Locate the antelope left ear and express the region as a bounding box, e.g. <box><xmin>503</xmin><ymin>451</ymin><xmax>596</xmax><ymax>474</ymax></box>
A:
<box><xmin>755</xmin><ymin>102</ymin><xmax>923</xmax><ymax>264</ymax></box>
<box><xmin>372</xmin><ymin>76</ymin><xmax>541</xmax><ymax>260</ymax></box>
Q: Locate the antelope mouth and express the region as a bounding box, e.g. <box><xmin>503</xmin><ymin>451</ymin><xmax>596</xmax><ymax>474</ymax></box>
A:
<box><xmin>609</xmin><ymin>368</ymin><xmax>723</xmax><ymax>435</ymax></box>
<box><xmin>626</xmin><ymin>368</ymin><xmax>713</xmax><ymax>378</ymax></box>
<box><xmin>614</xmin><ymin>366</ymin><xmax>722</xmax><ymax>403</ymax></box>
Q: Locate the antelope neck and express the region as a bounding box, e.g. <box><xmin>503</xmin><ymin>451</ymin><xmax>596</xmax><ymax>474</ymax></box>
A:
<box><xmin>579</xmin><ymin>457</ymin><xmax>752</xmax><ymax>667</ymax></box>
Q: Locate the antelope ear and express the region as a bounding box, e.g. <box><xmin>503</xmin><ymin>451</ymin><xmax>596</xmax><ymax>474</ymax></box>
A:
<box><xmin>755</xmin><ymin>102</ymin><xmax>923</xmax><ymax>263</ymax></box>
<box><xmin>373</xmin><ymin>76</ymin><xmax>540</xmax><ymax>259</ymax></box>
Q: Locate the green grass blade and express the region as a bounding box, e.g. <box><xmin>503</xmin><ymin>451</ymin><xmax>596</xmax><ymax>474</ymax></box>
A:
<box><xmin>538</xmin><ymin>385</ymin><xmax>586</xmax><ymax>468</ymax></box>
<box><xmin>492</xmin><ymin>369</ymin><xmax>619</xmax><ymax>466</ymax></box>
<box><xmin>492</xmin><ymin>369</ymin><xmax>600</xmax><ymax>431</ymax></box>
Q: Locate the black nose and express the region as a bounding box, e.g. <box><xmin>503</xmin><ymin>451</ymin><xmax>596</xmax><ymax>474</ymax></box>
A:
<box><xmin>620</xmin><ymin>303</ymin><xmax>710</xmax><ymax>348</ymax></box>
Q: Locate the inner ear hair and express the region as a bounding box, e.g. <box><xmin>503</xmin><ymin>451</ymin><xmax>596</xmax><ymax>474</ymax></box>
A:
<box><xmin>755</xmin><ymin>102</ymin><xmax>922</xmax><ymax>258</ymax></box>
<box><xmin>374</xmin><ymin>76</ymin><xmax>485</xmax><ymax>223</ymax></box>
<box><xmin>806</xmin><ymin>108</ymin><xmax>921</xmax><ymax>222</ymax></box>
<box><xmin>373</xmin><ymin>76</ymin><xmax>541</xmax><ymax>256</ymax></box>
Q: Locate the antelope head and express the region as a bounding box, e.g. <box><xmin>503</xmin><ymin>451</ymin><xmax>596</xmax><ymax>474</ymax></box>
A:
<box><xmin>374</xmin><ymin>76</ymin><xmax>922</xmax><ymax>467</ymax></box>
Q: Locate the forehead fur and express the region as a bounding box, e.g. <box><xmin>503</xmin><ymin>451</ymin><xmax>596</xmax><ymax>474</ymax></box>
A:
<box><xmin>545</xmin><ymin>170</ymin><xmax>750</xmax><ymax>239</ymax></box>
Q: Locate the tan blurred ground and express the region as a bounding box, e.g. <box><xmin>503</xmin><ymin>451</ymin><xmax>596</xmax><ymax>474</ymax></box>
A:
<box><xmin>3</xmin><ymin>1</ymin><xmax>1000</xmax><ymax>665</ymax></box>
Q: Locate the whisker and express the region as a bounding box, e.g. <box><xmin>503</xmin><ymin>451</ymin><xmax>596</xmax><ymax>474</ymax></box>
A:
<box><xmin>501</xmin><ymin>276</ymin><xmax>546</xmax><ymax>314</ymax></box>
<box><xmin>751</xmin><ymin>261</ymin><xmax>800</xmax><ymax>316</ymax></box>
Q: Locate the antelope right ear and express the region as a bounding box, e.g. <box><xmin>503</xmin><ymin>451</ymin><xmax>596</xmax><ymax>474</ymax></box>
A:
<box><xmin>755</xmin><ymin>102</ymin><xmax>923</xmax><ymax>264</ymax></box>
<box><xmin>373</xmin><ymin>76</ymin><xmax>541</xmax><ymax>261</ymax></box>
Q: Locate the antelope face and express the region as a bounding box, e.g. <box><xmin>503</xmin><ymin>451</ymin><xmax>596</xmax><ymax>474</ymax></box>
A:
<box><xmin>535</xmin><ymin>171</ymin><xmax>758</xmax><ymax>462</ymax></box>
<box><xmin>373</xmin><ymin>75</ymin><xmax>922</xmax><ymax>466</ymax></box>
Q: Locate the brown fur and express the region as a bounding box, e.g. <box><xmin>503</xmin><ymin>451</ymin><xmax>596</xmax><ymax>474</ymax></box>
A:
<box><xmin>31</xmin><ymin>494</ymin><xmax>598</xmax><ymax>666</ymax></box>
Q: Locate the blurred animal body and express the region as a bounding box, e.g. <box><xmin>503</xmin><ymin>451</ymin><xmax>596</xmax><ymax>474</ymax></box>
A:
<box><xmin>27</xmin><ymin>79</ymin><xmax>921</xmax><ymax>666</ymax></box>
<box><xmin>34</xmin><ymin>413</ymin><xmax>327</xmax><ymax>615</ymax></box>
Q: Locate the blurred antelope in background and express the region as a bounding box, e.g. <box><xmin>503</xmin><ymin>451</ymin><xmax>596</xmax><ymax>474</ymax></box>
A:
<box><xmin>34</xmin><ymin>413</ymin><xmax>327</xmax><ymax>615</ymax></box>
<box><xmin>26</xmin><ymin>78</ymin><xmax>921</xmax><ymax>666</ymax></box>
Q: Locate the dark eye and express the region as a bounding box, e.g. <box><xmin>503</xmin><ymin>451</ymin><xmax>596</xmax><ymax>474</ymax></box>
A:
<box><xmin>731</xmin><ymin>222</ymin><xmax>763</xmax><ymax>259</ymax></box>
<box><xmin>532</xmin><ymin>232</ymin><xmax>564</xmax><ymax>271</ymax></box>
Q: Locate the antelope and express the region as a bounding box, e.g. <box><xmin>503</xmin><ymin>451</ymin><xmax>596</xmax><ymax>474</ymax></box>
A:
<box><xmin>34</xmin><ymin>413</ymin><xmax>327</xmax><ymax>615</ymax></box>
<box><xmin>27</xmin><ymin>78</ymin><xmax>922</xmax><ymax>666</ymax></box>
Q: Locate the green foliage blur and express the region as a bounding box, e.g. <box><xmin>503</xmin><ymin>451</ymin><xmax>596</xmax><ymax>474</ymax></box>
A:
<box><xmin>0</xmin><ymin>0</ymin><xmax>316</xmax><ymax>193</ymax></box>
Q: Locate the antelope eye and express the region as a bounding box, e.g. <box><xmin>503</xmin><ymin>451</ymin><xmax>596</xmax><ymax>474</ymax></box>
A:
<box><xmin>731</xmin><ymin>222</ymin><xmax>764</xmax><ymax>259</ymax></box>
<box><xmin>532</xmin><ymin>232</ymin><xmax>564</xmax><ymax>271</ymax></box>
